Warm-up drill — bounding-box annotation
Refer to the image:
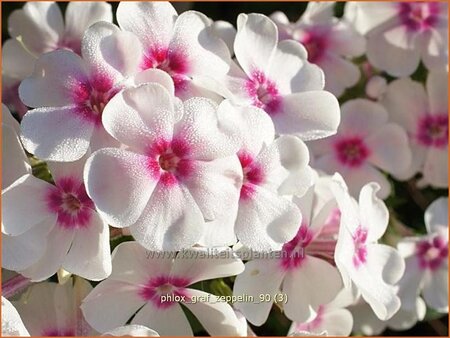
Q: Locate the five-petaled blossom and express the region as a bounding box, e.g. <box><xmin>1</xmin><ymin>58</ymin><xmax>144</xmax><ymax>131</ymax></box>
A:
<box><xmin>331</xmin><ymin>174</ymin><xmax>405</xmax><ymax>320</ymax></box>
<box><xmin>2</xmin><ymin>152</ymin><xmax>111</xmax><ymax>281</ymax></box>
<box><xmin>381</xmin><ymin>70</ymin><xmax>448</xmax><ymax>188</ymax></box>
<box><xmin>233</xmin><ymin>176</ymin><xmax>343</xmax><ymax>325</ymax></box>
<box><xmin>19</xmin><ymin>21</ymin><xmax>144</xmax><ymax>161</ymax></box>
<box><xmin>84</xmin><ymin>83</ymin><xmax>243</xmax><ymax>251</ymax></box>
<box><xmin>346</xmin><ymin>1</ymin><xmax>448</xmax><ymax>76</ymax></box>
<box><xmin>217</xmin><ymin>13</ymin><xmax>341</xmax><ymax>140</ymax></box>
<box><xmin>81</xmin><ymin>243</ymin><xmax>246</xmax><ymax>336</ymax></box>
<box><xmin>3</xmin><ymin>2</ymin><xmax>113</xmax><ymax>117</ymax></box>
<box><xmin>271</xmin><ymin>2</ymin><xmax>366</xmax><ymax>97</ymax></box>
<box><xmin>309</xmin><ymin>99</ymin><xmax>412</xmax><ymax>199</ymax></box>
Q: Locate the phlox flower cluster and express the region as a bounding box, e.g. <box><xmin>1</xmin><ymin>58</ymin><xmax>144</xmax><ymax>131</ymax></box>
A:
<box><xmin>1</xmin><ymin>1</ymin><xmax>448</xmax><ymax>337</ymax></box>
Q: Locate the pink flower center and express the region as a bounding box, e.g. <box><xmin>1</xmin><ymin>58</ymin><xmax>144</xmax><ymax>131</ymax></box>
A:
<box><xmin>399</xmin><ymin>2</ymin><xmax>440</xmax><ymax>31</ymax></box>
<box><xmin>416</xmin><ymin>114</ymin><xmax>448</xmax><ymax>148</ymax></box>
<box><xmin>352</xmin><ymin>225</ymin><xmax>368</xmax><ymax>268</ymax></box>
<box><xmin>334</xmin><ymin>136</ymin><xmax>370</xmax><ymax>167</ymax></box>
<box><xmin>416</xmin><ymin>235</ymin><xmax>448</xmax><ymax>270</ymax></box>
<box><xmin>146</xmin><ymin>138</ymin><xmax>193</xmax><ymax>186</ymax></box>
<box><xmin>141</xmin><ymin>46</ymin><xmax>190</xmax><ymax>94</ymax></box>
<box><xmin>245</xmin><ymin>70</ymin><xmax>282</xmax><ymax>115</ymax></box>
<box><xmin>46</xmin><ymin>176</ymin><xmax>94</xmax><ymax>229</ymax></box>
<box><xmin>139</xmin><ymin>275</ymin><xmax>191</xmax><ymax>309</ymax></box>
<box><xmin>280</xmin><ymin>224</ymin><xmax>313</xmax><ymax>270</ymax></box>
<box><xmin>298</xmin><ymin>29</ymin><xmax>328</xmax><ymax>63</ymax></box>
<box><xmin>238</xmin><ymin>150</ymin><xmax>265</xmax><ymax>200</ymax></box>
<box><xmin>42</xmin><ymin>328</ymin><xmax>75</xmax><ymax>336</ymax></box>
<box><xmin>71</xmin><ymin>75</ymin><xmax>118</xmax><ymax>127</ymax></box>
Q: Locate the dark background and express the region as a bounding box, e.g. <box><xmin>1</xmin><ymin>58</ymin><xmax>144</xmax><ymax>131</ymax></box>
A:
<box><xmin>1</xmin><ymin>1</ymin><xmax>448</xmax><ymax>336</ymax></box>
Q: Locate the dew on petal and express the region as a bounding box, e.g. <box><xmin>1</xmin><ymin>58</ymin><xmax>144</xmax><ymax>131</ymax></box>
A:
<box><xmin>245</xmin><ymin>70</ymin><xmax>282</xmax><ymax>115</ymax></box>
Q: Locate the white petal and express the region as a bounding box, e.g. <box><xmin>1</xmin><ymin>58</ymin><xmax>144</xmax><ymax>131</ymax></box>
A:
<box><xmin>130</xmin><ymin>181</ymin><xmax>205</xmax><ymax>251</ymax></box>
<box><xmin>65</xmin><ymin>2</ymin><xmax>113</xmax><ymax>40</ymax></box>
<box><xmin>109</xmin><ymin>242</ymin><xmax>173</xmax><ymax>285</ymax></box>
<box><xmin>233</xmin><ymin>259</ymin><xmax>285</xmax><ymax>326</ymax></box>
<box><xmin>339</xmin><ymin>99</ymin><xmax>388</xmax><ymax>137</ymax></box>
<box><xmin>8</xmin><ymin>2</ymin><xmax>63</xmax><ymax>54</ymax></box>
<box><xmin>211</xmin><ymin>20</ymin><xmax>236</xmax><ymax>56</ymax></box>
<box><xmin>358</xmin><ymin>182</ymin><xmax>389</xmax><ymax>242</ymax></box>
<box><xmin>2</xmin><ymin>39</ymin><xmax>35</xmax><ymax>80</ymax></box>
<box><xmin>171</xmin><ymin>247</ymin><xmax>244</xmax><ymax>284</ymax></box>
<box><xmin>350</xmin><ymin>300</ymin><xmax>386</xmax><ymax>336</ymax></box>
<box><xmin>84</xmin><ymin>148</ymin><xmax>158</xmax><ymax>228</ymax></box>
<box><xmin>344</xmin><ymin>163</ymin><xmax>391</xmax><ymax>199</ymax></box>
<box><xmin>20</xmin><ymin>226</ymin><xmax>75</xmax><ymax>282</ymax></box>
<box><xmin>102</xmin><ymin>83</ymin><xmax>176</xmax><ymax>152</ymax></box>
<box><xmin>82</xmin><ymin>22</ymin><xmax>142</xmax><ymax>81</ymax></box>
<box><xmin>2</xmin><ymin>174</ymin><xmax>54</xmax><ymax>236</ymax></box>
<box><xmin>283</xmin><ymin>256</ymin><xmax>343</xmax><ymax>323</ymax></box>
<box><xmin>117</xmin><ymin>2</ymin><xmax>177</xmax><ymax>51</ymax></box>
<box><xmin>46</xmin><ymin>153</ymin><xmax>88</xmax><ymax>184</ymax></box>
<box><xmin>319</xmin><ymin>53</ymin><xmax>361</xmax><ymax>97</ymax></box>
<box><xmin>236</xmin><ymin>186</ymin><xmax>301</xmax><ymax>251</ymax></box>
<box><xmin>1</xmin><ymin>297</ymin><xmax>30</xmax><ymax>336</ymax></box>
<box><xmin>63</xmin><ymin>213</ymin><xmax>111</xmax><ymax>281</ymax></box>
<box><xmin>82</xmin><ymin>280</ymin><xmax>146</xmax><ymax>333</ymax></box>
<box><xmin>2</xmin><ymin>124</ymin><xmax>30</xmax><ymax>189</ymax></box>
<box><xmin>19</xmin><ymin>50</ymin><xmax>89</xmax><ymax>108</ymax></box>
<box><xmin>170</xmin><ymin>11</ymin><xmax>230</xmax><ymax>78</ymax></box>
<box><xmin>388</xmin><ymin>297</ymin><xmax>426</xmax><ymax>331</ymax></box>
<box><xmin>421</xmin><ymin>29</ymin><xmax>448</xmax><ymax>71</ymax></box>
<box><xmin>273</xmin><ymin>91</ymin><xmax>340</xmax><ymax>140</ymax></box>
<box><xmin>367</xmin><ymin>123</ymin><xmax>412</xmax><ymax>175</ymax></box>
<box><xmin>426</xmin><ymin>69</ymin><xmax>448</xmax><ymax>115</ymax></box>
<box><xmin>301</xmin><ymin>2</ymin><xmax>335</xmax><ymax>24</ymax></box>
<box><xmin>268</xmin><ymin>40</ymin><xmax>324</xmax><ymax>93</ymax></box>
<box><xmin>356</xmin><ymin>244</ymin><xmax>404</xmax><ymax>320</ymax></box>
<box><xmin>184</xmin><ymin>289</ymin><xmax>244</xmax><ymax>336</ymax></box>
<box><xmin>132</xmin><ymin>69</ymin><xmax>175</xmax><ymax>96</ymax></box>
<box><xmin>182</xmin><ymin>156</ymin><xmax>242</xmax><ymax>221</ymax></box>
<box><xmin>103</xmin><ymin>325</ymin><xmax>159</xmax><ymax>337</ymax></box>
<box><xmin>234</xmin><ymin>13</ymin><xmax>277</xmax><ymax>75</ymax></box>
<box><xmin>20</xmin><ymin>106</ymin><xmax>94</xmax><ymax>162</ymax></box>
<box><xmin>175</xmin><ymin>97</ymin><xmax>241</xmax><ymax>161</ymax></box>
<box><xmin>422</xmin><ymin>268</ymin><xmax>448</xmax><ymax>312</ymax></box>
<box><xmin>131</xmin><ymin>303</ymin><xmax>192</xmax><ymax>336</ymax></box>
<box><xmin>423</xmin><ymin>147</ymin><xmax>448</xmax><ymax>188</ymax></box>
<box><xmin>2</xmin><ymin>219</ymin><xmax>53</xmax><ymax>271</ymax></box>
<box><xmin>425</xmin><ymin>197</ymin><xmax>448</xmax><ymax>236</ymax></box>
<box><xmin>367</xmin><ymin>31</ymin><xmax>421</xmax><ymax>77</ymax></box>
<box><xmin>328</xmin><ymin>21</ymin><xmax>366</xmax><ymax>57</ymax></box>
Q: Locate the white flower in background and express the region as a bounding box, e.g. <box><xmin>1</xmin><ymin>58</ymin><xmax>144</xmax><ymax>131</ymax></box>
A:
<box><xmin>3</xmin><ymin>2</ymin><xmax>112</xmax><ymax>117</ymax></box>
<box><xmin>345</xmin><ymin>2</ymin><xmax>448</xmax><ymax>76</ymax></box>
<box><xmin>381</xmin><ymin>70</ymin><xmax>448</xmax><ymax>188</ymax></box>
<box><xmin>103</xmin><ymin>325</ymin><xmax>159</xmax><ymax>337</ymax></box>
<box><xmin>218</xmin><ymin>13</ymin><xmax>340</xmax><ymax>140</ymax></box>
<box><xmin>331</xmin><ymin>174</ymin><xmax>405</xmax><ymax>320</ymax></box>
<box><xmin>18</xmin><ymin>21</ymin><xmax>145</xmax><ymax>161</ymax></box>
<box><xmin>350</xmin><ymin>296</ymin><xmax>426</xmax><ymax>336</ymax></box>
<box><xmin>116</xmin><ymin>1</ymin><xmax>231</xmax><ymax>99</ymax></box>
<box><xmin>271</xmin><ymin>2</ymin><xmax>366</xmax><ymax>97</ymax></box>
<box><xmin>309</xmin><ymin>99</ymin><xmax>412</xmax><ymax>199</ymax></box>
<box><xmin>81</xmin><ymin>243</ymin><xmax>246</xmax><ymax>336</ymax></box>
<box><xmin>288</xmin><ymin>288</ymin><xmax>356</xmax><ymax>337</ymax></box>
<box><xmin>13</xmin><ymin>278</ymin><xmax>96</xmax><ymax>336</ymax></box>
<box><xmin>225</xmin><ymin>102</ymin><xmax>314</xmax><ymax>251</ymax></box>
<box><xmin>2</xmin><ymin>154</ymin><xmax>111</xmax><ymax>281</ymax></box>
<box><xmin>85</xmin><ymin>83</ymin><xmax>242</xmax><ymax>251</ymax></box>
<box><xmin>1</xmin><ymin>297</ymin><xmax>30</xmax><ymax>336</ymax></box>
<box><xmin>397</xmin><ymin>197</ymin><xmax>448</xmax><ymax>313</ymax></box>
<box><xmin>365</xmin><ymin>75</ymin><xmax>388</xmax><ymax>100</ymax></box>
<box><xmin>233</xmin><ymin>177</ymin><xmax>342</xmax><ymax>325</ymax></box>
